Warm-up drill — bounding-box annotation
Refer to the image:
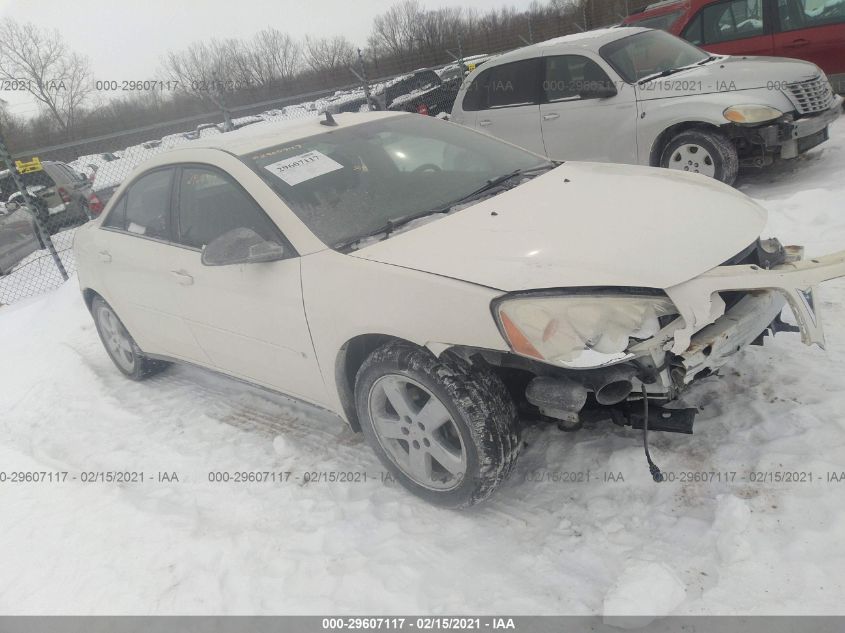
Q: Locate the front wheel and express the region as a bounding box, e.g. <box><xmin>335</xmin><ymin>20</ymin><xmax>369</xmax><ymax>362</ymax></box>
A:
<box><xmin>355</xmin><ymin>341</ymin><xmax>521</xmax><ymax>508</ymax></box>
<box><xmin>660</xmin><ymin>129</ymin><xmax>738</xmax><ymax>185</ymax></box>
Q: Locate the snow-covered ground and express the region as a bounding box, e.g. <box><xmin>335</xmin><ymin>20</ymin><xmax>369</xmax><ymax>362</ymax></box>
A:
<box><xmin>1</xmin><ymin>119</ymin><xmax>844</xmax><ymax>616</ymax></box>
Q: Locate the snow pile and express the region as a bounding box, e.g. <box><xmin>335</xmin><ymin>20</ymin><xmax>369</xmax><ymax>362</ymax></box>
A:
<box><xmin>0</xmin><ymin>119</ymin><xmax>844</xmax><ymax>615</ymax></box>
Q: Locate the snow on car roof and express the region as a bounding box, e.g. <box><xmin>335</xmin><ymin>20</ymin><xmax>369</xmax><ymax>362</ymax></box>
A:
<box><xmin>485</xmin><ymin>26</ymin><xmax>650</xmax><ymax>67</ymax></box>
<box><xmin>535</xmin><ymin>26</ymin><xmax>649</xmax><ymax>48</ymax></box>
<box><xmin>174</xmin><ymin>111</ymin><xmax>407</xmax><ymax>157</ymax></box>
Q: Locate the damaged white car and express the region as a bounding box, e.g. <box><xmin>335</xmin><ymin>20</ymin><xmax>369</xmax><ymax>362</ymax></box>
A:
<box><xmin>73</xmin><ymin>112</ymin><xmax>845</xmax><ymax>507</ymax></box>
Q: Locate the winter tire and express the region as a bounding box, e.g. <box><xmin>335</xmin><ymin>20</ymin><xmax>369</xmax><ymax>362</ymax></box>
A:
<box><xmin>355</xmin><ymin>341</ymin><xmax>521</xmax><ymax>508</ymax></box>
<box><xmin>660</xmin><ymin>128</ymin><xmax>739</xmax><ymax>185</ymax></box>
<box><xmin>91</xmin><ymin>296</ymin><xmax>169</xmax><ymax>380</ymax></box>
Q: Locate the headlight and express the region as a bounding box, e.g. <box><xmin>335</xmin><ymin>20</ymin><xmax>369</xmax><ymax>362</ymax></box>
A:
<box><xmin>723</xmin><ymin>105</ymin><xmax>783</xmax><ymax>124</ymax></box>
<box><xmin>494</xmin><ymin>294</ymin><xmax>677</xmax><ymax>368</ymax></box>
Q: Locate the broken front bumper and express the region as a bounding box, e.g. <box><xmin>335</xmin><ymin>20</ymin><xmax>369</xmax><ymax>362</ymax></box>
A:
<box><xmin>635</xmin><ymin>245</ymin><xmax>845</xmax><ymax>394</ymax></box>
<box><xmin>740</xmin><ymin>96</ymin><xmax>842</xmax><ymax>160</ymax></box>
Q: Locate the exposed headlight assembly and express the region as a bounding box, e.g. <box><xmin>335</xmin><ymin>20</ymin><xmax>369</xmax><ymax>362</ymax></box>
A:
<box><xmin>723</xmin><ymin>105</ymin><xmax>783</xmax><ymax>124</ymax></box>
<box><xmin>494</xmin><ymin>294</ymin><xmax>678</xmax><ymax>368</ymax></box>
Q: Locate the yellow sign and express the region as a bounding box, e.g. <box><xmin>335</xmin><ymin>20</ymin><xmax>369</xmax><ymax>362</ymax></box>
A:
<box><xmin>467</xmin><ymin>63</ymin><xmax>477</xmax><ymax>71</ymax></box>
<box><xmin>15</xmin><ymin>157</ymin><xmax>42</xmax><ymax>174</ymax></box>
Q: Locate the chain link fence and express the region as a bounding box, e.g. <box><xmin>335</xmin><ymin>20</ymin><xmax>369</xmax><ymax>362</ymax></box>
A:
<box><xmin>0</xmin><ymin>0</ymin><xmax>652</xmax><ymax>307</ymax></box>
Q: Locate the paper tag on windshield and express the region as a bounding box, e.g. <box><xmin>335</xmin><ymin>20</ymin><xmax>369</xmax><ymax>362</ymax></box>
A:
<box><xmin>264</xmin><ymin>150</ymin><xmax>343</xmax><ymax>186</ymax></box>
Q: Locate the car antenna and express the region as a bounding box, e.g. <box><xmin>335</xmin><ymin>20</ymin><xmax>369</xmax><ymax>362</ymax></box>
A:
<box><xmin>320</xmin><ymin>110</ymin><xmax>338</xmax><ymax>127</ymax></box>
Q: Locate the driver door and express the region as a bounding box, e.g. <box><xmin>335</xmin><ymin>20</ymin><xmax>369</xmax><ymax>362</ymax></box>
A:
<box><xmin>166</xmin><ymin>165</ymin><xmax>328</xmax><ymax>406</ymax></box>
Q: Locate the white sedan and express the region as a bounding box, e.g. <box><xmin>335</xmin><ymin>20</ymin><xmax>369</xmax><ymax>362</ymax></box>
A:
<box><xmin>73</xmin><ymin>112</ymin><xmax>845</xmax><ymax>507</ymax></box>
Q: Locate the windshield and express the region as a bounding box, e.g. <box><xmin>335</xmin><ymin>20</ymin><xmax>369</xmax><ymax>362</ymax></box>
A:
<box><xmin>243</xmin><ymin>115</ymin><xmax>548</xmax><ymax>249</ymax></box>
<box><xmin>600</xmin><ymin>29</ymin><xmax>708</xmax><ymax>83</ymax></box>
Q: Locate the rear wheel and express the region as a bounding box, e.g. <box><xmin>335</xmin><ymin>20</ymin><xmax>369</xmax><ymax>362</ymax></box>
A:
<box><xmin>91</xmin><ymin>296</ymin><xmax>169</xmax><ymax>380</ymax></box>
<box><xmin>355</xmin><ymin>341</ymin><xmax>521</xmax><ymax>508</ymax></box>
<box><xmin>660</xmin><ymin>129</ymin><xmax>738</xmax><ymax>185</ymax></box>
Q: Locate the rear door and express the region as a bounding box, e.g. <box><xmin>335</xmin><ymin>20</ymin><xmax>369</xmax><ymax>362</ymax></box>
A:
<box><xmin>166</xmin><ymin>164</ymin><xmax>327</xmax><ymax>405</ymax></box>
<box><xmin>539</xmin><ymin>54</ymin><xmax>639</xmax><ymax>163</ymax></box>
<box><xmin>463</xmin><ymin>58</ymin><xmax>546</xmax><ymax>155</ymax></box>
<box><xmin>95</xmin><ymin>167</ymin><xmax>207</xmax><ymax>362</ymax></box>
<box><xmin>772</xmin><ymin>0</ymin><xmax>845</xmax><ymax>86</ymax></box>
<box><xmin>681</xmin><ymin>0</ymin><xmax>776</xmax><ymax>55</ymax></box>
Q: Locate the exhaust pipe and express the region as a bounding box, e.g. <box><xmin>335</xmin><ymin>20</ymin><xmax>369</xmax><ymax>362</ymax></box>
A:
<box><xmin>578</xmin><ymin>365</ymin><xmax>637</xmax><ymax>406</ymax></box>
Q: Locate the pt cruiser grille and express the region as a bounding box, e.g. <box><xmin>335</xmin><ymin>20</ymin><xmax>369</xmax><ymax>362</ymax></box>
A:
<box><xmin>786</xmin><ymin>76</ymin><xmax>835</xmax><ymax>115</ymax></box>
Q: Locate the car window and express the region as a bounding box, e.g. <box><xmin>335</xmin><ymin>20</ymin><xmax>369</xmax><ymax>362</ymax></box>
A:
<box><xmin>121</xmin><ymin>169</ymin><xmax>173</xmax><ymax>240</ymax></box>
<box><xmin>176</xmin><ymin>167</ymin><xmax>283</xmax><ymax>250</ymax></box>
<box><xmin>102</xmin><ymin>194</ymin><xmax>127</xmax><ymax>230</ymax></box>
<box><xmin>544</xmin><ymin>55</ymin><xmax>614</xmax><ymax>102</ymax></box>
<box><xmin>698</xmin><ymin>0</ymin><xmax>765</xmax><ymax>44</ymax></box>
<box><xmin>0</xmin><ymin>169</ymin><xmax>55</xmax><ymax>202</ymax></box>
<box><xmin>777</xmin><ymin>0</ymin><xmax>845</xmax><ymax>30</ymax></box>
<box><xmin>682</xmin><ymin>12</ymin><xmax>705</xmax><ymax>43</ymax></box>
<box><xmin>461</xmin><ymin>68</ymin><xmax>492</xmax><ymax>111</ymax></box>
<box><xmin>487</xmin><ymin>59</ymin><xmax>541</xmax><ymax>108</ymax></box>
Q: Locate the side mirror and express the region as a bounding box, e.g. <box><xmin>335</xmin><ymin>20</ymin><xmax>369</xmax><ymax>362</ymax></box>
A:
<box><xmin>578</xmin><ymin>82</ymin><xmax>618</xmax><ymax>100</ymax></box>
<box><xmin>201</xmin><ymin>227</ymin><xmax>285</xmax><ymax>266</ymax></box>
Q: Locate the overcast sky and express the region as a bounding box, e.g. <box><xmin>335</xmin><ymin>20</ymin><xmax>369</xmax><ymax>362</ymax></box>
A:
<box><xmin>0</xmin><ymin>0</ymin><xmax>535</xmax><ymax>119</ymax></box>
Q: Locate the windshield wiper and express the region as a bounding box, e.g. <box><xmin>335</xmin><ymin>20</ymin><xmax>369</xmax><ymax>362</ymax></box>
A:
<box><xmin>333</xmin><ymin>162</ymin><xmax>555</xmax><ymax>251</ymax></box>
<box><xmin>429</xmin><ymin>162</ymin><xmax>556</xmax><ymax>213</ymax></box>
<box><xmin>638</xmin><ymin>57</ymin><xmax>712</xmax><ymax>85</ymax></box>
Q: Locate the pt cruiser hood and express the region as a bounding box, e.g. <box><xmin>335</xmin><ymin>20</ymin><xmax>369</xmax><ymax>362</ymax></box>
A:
<box><xmin>637</xmin><ymin>55</ymin><xmax>821</xmax><ymax>100</ymax></box>
<box><xmin>351</xmin><ymin>163</ymin><xmax>767</xmax><ymax>291</ymax></box>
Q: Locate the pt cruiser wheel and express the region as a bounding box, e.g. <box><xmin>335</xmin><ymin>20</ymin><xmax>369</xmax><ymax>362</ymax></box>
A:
<box><xmin>660</xmin><ymin>129</ymin><xmax>739</xmax><ymax>185</ymax></box>
<box><xmin>91</xmin><ymin>296</ymin><xmax>169</xmax><ymax>380</ymax></box>
<box><xmin>355</xmin><ymin>341</ymin><xmax>522</xmax><ymax>508</ymax></box>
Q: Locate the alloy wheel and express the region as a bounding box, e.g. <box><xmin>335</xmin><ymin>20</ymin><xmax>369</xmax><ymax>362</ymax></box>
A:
<box><xmin>368</xmin><ymin>374</ymin><xmax>467</xmax><ymax>491</ymax></box>
<box><xmin>97</xmin><ymin>304</ymin><xmax>136</xmax><ymax>373</ymax></box>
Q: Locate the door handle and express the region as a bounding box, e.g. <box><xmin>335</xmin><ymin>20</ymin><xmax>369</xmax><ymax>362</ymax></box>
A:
<box><xmin>478</xmin><ymin>119</ymin><xmax>492</xmax><ymax>127</ymax></box>
<box><xmin>98</xmin><ymin>250</ymin><xmax>112</xmax><ymax>263</ymax></box>
<box><xmin>170</xmin><ymin>270</ymin><xmax>194</xmax><ymax>286</ymax></box>
<box><xmin>785</xmin><ymin>38</ymin><xmax>810</xmax><ymax>48</ymax></box>
<box><xmin>543</xmin><ymin>112</ymin><xmax>561</xmax><ymax>121</ymax></box>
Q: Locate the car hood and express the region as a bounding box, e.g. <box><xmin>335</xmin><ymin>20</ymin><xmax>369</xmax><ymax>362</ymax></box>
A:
<box><xmin>637</xmin><ymin>55</ymin><xmax>822</xmax><ymax>100</ymax></box>
<box><xmin>351</xmin><ymin>163</ymin><xmax>767</xmax><ymax>291</ymax></box>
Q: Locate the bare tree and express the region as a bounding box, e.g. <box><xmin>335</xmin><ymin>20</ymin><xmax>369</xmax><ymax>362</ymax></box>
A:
<box><xmin>250</xmin><ymin>29</ymin><xmax>302</xmax><ymax>88</ymax></box>
<box><xmin>0</xmin><ymin>19</ymin><xmax>93</xmax><ymax>135</ymax></box>
<box><xmin>303</xmin><ymin>36</ymin><xmax>355</xmax><ymax>74</ymax></box>
<box><xmin>369</xmin><ymin>0</ymin><xmax>423</xmax><ymax>63</ymax></box>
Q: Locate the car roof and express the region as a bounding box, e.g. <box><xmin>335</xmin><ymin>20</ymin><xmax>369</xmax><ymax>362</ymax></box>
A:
<box><xmin>181</xmin><ymin>110</ymin><xmax>407</xmax><ymax>157</ymax></box>
<box><xmin>477</xmin><ymin>27</ymin><xmax>650</xmax><ymax>66</ymax></box>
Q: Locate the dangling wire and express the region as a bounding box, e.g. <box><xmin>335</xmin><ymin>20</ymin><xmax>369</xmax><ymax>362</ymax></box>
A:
<box><xmin>642</xmin><ymin>384</ymin><xmax>664</xmax><ymax>482</ymax></box>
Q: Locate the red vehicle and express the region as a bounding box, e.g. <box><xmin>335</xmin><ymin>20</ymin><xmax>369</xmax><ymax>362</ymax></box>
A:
<box><xmin>623</xmin><ymin>0</ymin><xmax>845</xmax><ymax>93</ymax></box>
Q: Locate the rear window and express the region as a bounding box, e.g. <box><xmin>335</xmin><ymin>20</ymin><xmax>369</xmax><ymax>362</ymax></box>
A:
<box><xmin>0</xmin><ymin>170</ymin><xmax>56</xmax><ymax>202</ymax></box>
<box><xmin>777</xmin><ymin>0</ymin><xmax>845</xmax><ymax>31</ymax></box>
<box><xmin>462</xmin><ymin>59</ymin><xmax>541</xmax><ymax>111</ymax></box>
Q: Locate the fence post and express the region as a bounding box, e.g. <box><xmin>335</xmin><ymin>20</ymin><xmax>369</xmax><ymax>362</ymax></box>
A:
<box><xmin>0</xmin><ymin>126</ymin><xmax>69</xmax><ymax>282</ymax></box>
<box><xmin>357</xmin><ymin>49</ymin><xmax>373</xmax><ymax>110</ymax></box>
